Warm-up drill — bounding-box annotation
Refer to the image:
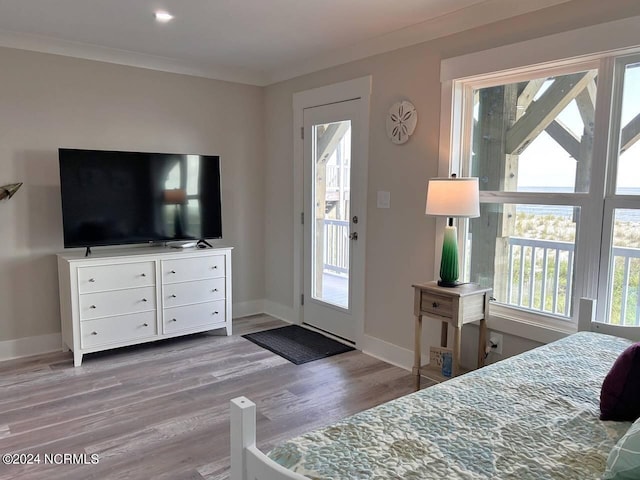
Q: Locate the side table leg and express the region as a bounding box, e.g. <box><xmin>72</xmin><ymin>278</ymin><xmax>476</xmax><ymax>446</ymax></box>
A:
<box><xmin>453</xmin><ymin>326</ymin><xmax>462</xmax><ymax>377</ymax></box>
<box><xmin>413</xmin><ymin>315</ymin><xmax>422</xmax><ymax>389</ymax></box>
<box><xmin>478</xmin><ymin>318</ymin><xmax>487</xmax><ymax>368</ymax></box>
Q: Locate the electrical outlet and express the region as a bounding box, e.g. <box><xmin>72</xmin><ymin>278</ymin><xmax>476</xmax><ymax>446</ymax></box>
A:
<box><xmin>489</xmin><ymin>332</ymin><xmax>503</xmax><ymax>355</ymax></box>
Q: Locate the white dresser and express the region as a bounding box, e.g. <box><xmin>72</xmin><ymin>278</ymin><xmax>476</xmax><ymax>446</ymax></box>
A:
<box><xmin>57</xmin><ymin>246</ymin><xmax>233</xmax><ymax>366</ymax></box>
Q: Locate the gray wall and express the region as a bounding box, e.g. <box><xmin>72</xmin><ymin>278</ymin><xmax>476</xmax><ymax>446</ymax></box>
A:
<box><xmin>2</xmin><ymin>0</ymin><xmax>640</xmax><ymax>362</ymax></box>
<box><xmin>0</xmin><ymin>47</ymin><xmax>265</xmax><ymax>342</ymax></box>
<box><xmin>263</xmin><ymin>0</ymin><xmax>640</xmax><ymax>362</ymax></box>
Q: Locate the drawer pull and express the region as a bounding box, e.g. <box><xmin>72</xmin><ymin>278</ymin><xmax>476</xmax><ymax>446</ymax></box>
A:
<box><xmin>143</xmin><ymin>323</ymin><xmax>149</xmax><ymax>327</ymax></box>
<box><xmin>170</xmin><ymin>318</ymin><xmax>177</xmax><ymax>322</ymax></box>
<box><xmin>170</xmin><ymin>270</ymin><xmax>176</xmax><ymax>274</ymax></box>
<box><xmin>211</xmin><ymin>265</ymin><xmax>218</xmax><ymax>270</ymax></box>
<box><xmin>432</xmin><ymin>302</ymin><xmax>439</xmax><ymax>308</ymax></box>
<box><xmin>141</xmin><ymin>273</ymin><xmax>146</xmax><ymax>277</ymax></box>
<box><xmin>212</xmin><ymin>288</ymin><xmax>218</xmax><ymax>293</ymax></box>
<box><xmin>142</xmin><ymin>298</ymin><xmax>148</xmax><ymax>302</ymax></box>
<box><xmin>88</xmin><ymin>278</ymin><xmax>95</xmax><ymax>283</ymax></box>
<box><xmin>213</xmin><ymin>311</ymin><xmax>219</xmax><ymax>315</ymax></box>
<box><xmin>90</xmin><ymin>305</ymin><xmax>97</xmax><ymax>309</ymax></box>
<box><xmin>91</xmin><ymin>331</ymin><xmax>98</xmax><ymax>335</ymax></box>
<box><xmin>170</xmin><ymin>294</ymin><xmax>177</xmax><ymax>298</ymax></box>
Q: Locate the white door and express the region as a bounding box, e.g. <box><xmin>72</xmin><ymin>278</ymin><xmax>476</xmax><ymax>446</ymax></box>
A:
<box><xmin>303</xmin><ymin>99</ymin><xmax>366</xmax><ymax>342</ymax></box>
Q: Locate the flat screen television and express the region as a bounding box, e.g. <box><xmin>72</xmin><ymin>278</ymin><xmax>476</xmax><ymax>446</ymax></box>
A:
<box><xmin>59</xmin><ymin>148</ymin><xmax>222</xmax><ymax>248</ymax></box>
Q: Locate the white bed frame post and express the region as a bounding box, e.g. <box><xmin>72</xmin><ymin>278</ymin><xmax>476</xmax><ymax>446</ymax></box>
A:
<box><xmin>230</xmin><ymin>397</ymin><xmax>310</xmax><ymax>480</ymax></box>
<box><xmin>230</xmin><ymin>396</ymin><xmax>255</xmax><ymax>480</ymax></box>
<box><xmin>578</xmin><ymin>298</ymin><xmax>596</xmax><ymax>332</ymax></box>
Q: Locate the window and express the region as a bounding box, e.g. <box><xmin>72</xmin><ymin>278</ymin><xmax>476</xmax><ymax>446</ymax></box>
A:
<box><xmin>444</xmin><ymin>41</ymin><xmax>640</xmax><ymax>329</ymax></box>
<box><xmin>598</xmin><ymin>56</ymin><xmax>640</xmax><ymax>326</ymax></box>
<box><xmin>462</xmin><ymin>69</ymin><xmax>597</xmax><ymax>321</ymax></box>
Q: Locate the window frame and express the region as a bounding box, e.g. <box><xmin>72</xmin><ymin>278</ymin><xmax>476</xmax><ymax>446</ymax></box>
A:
<box><xmin>439</xmin><ymin>17</ymin><xmax>640</xmax><ymax>339</ymax></box>
<box><xmin>597</xmin><ymin>53</ymin><xmax>640</xmax><ymax>326</ymax></box>
<box><xmin>456</xmin><ymin>61</ymin><xmax>602</xmax><ymax>326</ymax></box>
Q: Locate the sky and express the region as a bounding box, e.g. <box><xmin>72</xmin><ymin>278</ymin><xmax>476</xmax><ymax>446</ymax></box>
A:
<box><xmin>513</xmin><ymin>64</ymin><xmax>639</xmax><ymax>190</ymax></box>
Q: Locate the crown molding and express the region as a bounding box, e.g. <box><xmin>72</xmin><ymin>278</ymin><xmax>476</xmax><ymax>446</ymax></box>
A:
<box><xmin>0</xmin><ymin>28</ymin><xmax>270</xmax><ymax>86</ymax></box>
<box><xmin>441</xmin><ymin>14</ymin><xmax>640</xmax><ymax>81</ymax></box>
<box><xmin>265</xmin><ymin>0</ymin><xmax>571</xmax><ymax>84</ymax></box>
<box><xmin>0</xmin><ymin>0</ymin><xmax>570</xmax><ymax>87</ymax></box>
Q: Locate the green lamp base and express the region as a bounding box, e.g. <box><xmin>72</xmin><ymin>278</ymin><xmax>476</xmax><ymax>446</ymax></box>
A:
<box><xmin>439</xmin><ymin>225</ymin><xmax>460</xmax><ymax>288</ymax></box>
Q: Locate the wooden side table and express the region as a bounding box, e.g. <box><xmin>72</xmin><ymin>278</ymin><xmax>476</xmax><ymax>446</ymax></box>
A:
<box><xmin>412</xmin><ymin>281</ymin><xmax>491</xmax><ymax>388</ymax></box>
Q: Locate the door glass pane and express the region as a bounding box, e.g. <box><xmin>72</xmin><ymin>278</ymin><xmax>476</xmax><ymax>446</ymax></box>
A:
<box><xmin>312</xmin><ymin>120</ymin><xmax>351</xmax><ymax>308</ymax></box>
<box><xmin>608</xmin><ymin>209</ymin><xmax>640</xmax><ymax>325</ymax></box>
<box><xmin>467</xmin><ymin>203</ymin><xmax>578</xmax><ymax>318</ymax></box>
<box><xmin>470</xmin><ymin>69</ymin><xmax>598</xmax><ymax>193</ymax></box>
<box><xmin>615</xmin><ymin>62</ymin><xmax>640</xmax><ymax>194</ymax></box>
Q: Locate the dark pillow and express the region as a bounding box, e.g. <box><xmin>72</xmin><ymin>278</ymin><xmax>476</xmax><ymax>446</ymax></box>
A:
<box><xmin>601</xmin><ymin>342</ymin><xmax>640</xmax><ymax>421</ymax></box>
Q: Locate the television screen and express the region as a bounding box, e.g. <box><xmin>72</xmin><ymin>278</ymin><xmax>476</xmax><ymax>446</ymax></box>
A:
<box><xmin>59</xmin><ymin>149</ymin><xmax>222</xmax><ymax>248</ymax></box>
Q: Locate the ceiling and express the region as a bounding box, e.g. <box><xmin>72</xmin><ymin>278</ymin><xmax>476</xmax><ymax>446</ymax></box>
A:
<box><xmin>0</xmin><ymin>0</ymin><xmax>570</xmax><ymax>86</ymax></box>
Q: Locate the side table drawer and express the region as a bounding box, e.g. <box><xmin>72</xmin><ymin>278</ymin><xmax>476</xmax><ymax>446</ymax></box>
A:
<box><xmin>421</xmin><ymin>292</ymin><xmax>453</xmax><ymax>318</ymax></box>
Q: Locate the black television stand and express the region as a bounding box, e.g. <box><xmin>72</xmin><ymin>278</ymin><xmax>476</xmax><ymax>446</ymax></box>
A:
<box><xmin>197</xmin><ymin>239</ymin><xmax>213</xmax><ymax>249</ymax></box>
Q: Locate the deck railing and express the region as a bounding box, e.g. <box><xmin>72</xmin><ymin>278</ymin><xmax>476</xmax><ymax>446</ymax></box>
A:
<box><xmin>506</xmin><ymin>237</ymin><xmax>640</xmax><ymax>325</ymax></box>
<box><xmin>609</xmin><ymin>245</ymin><xmax>640</xmax><ymax>326</ymax></box>
<box><xmin>323</xmin><ymin>219</ymin><xmax>349</xmax><ymax>275</ymax></box>
<box><xmin>507</xmin><ymin>237</ymin><xmax>574</xmax><ymax>317</ymax></box>
<box><xmin>321</xmin><ymin>229</ymin><xmax>640</xmax><ymax>324</ymax></box>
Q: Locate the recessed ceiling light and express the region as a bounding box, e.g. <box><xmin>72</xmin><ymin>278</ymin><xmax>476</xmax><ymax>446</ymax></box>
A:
<box><xmin>155</xmin><ymin>11</ymin><xmax>174</xmax><ymax>23</ymax></box>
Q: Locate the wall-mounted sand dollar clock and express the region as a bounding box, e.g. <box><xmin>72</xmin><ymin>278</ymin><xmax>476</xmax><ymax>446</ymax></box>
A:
<box><xmin>386</xmin><ymin>100</ymin><xmax>417</xmax><ymax>145</ymax></box>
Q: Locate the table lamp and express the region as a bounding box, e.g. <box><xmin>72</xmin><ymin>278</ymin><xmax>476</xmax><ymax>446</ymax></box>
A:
<box><xmin>164</xmin><ymin>189</ymin><xmax>188</xmax><ymax>237</ymax></box>
<box><xmin>425</xmin><ymin>175</ymin><xmax>479</xmax><ymax>287</ymax></box>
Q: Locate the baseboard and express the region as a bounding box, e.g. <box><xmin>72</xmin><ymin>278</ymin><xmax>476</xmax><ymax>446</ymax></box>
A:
<box><xmin>5</xmin><ymin>302</ymin><xmax>425</xmax><ymax>367</ymax></box>
<box><xmin>0</xmin><ymin>333</ymin><xmax>62</xmax><ymax>362</ymax></box>
<box><xmin>0</xmin><ymin>299</ymin><xmax>286</xmax><ymax>363</ymax></box>
<box><xmin>361</xmin><ymin>334</ymin><xmax>429</xmax><ymax>372</ymax></box>
<box><xmin>262</xmin><ymin>300</ymin><xmax>296</xmax><ymax>324</ymax></box>
<box><xmin>232</xmin><ymin>300</ymin><xmax>265</xmax><ymax>319</ymax></box>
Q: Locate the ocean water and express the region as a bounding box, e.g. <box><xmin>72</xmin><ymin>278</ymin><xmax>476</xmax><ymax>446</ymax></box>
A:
<box><xmin>507</xmin><ymin>187</ymin><xmax>640</xmax><ymax>222</ymax></box>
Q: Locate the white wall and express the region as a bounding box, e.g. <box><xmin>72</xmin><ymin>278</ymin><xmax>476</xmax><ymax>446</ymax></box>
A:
<box><xmin>264</xmin><ymin>0</ymin><xmax>640</xmax><ymax>365</ymax></box>
<box><xmin>0</xmin><ymin>47</ymin><xmax>265</xmax><ymax>345</ymax></box>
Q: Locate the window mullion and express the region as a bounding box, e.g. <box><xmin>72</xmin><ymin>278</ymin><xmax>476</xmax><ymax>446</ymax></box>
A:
<box><xmin>592</xmin><ymin>57</ymin><xmax>620</xmax><ymax>323</ymax></box>
<box><xmin>478</xmin><ymin>192</ymin><xmax>589</xmax><ymax>207</ymax></box>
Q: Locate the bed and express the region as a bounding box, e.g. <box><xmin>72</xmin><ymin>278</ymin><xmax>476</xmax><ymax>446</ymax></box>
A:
<box><xmin>230</xmin><ymin>298</ymin><xmax>640</xmax><ymax>480</ymax></box>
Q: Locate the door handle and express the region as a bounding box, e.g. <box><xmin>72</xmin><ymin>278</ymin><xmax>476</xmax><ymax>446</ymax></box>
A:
<box><xmin>349</xmin><ymin>232</ymin><xmax>358</xmax><ymax>240</ymax></box>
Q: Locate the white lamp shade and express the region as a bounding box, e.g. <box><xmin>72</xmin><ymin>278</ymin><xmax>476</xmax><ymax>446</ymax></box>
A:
<box><xmin>425</xmin><ymin>177</ymin><xmax>480</xmax><ymax>218</ymax></box>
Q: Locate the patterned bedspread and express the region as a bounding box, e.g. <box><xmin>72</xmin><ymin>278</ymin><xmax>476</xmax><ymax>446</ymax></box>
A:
<box><xmin>267</xmin><ymin>332</ymin><xmax>633</xmax><ymax>479</ymax></box>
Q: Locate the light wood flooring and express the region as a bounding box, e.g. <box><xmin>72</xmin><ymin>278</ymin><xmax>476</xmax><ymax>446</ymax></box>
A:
<box><xmin>0</xmin><ymin>315</ymin><xmax>434</xmax><ymax>480</ymax></box>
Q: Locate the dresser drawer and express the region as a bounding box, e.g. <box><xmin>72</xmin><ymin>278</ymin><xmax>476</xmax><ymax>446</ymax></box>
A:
<box><xmin>164</xmin><ymin>300</ymin><xmax>226</xmax><ymax>334</ymax></box>
<box><xmin>163</xmin><ymin>278</ymin><xmax>225</xmax><ymax>308</ymax></box>
<box><xmin>79</xmin><ymin>286</ymin><xmax>156</xmax><ymax>320</ymax></box>
<box><xmin>78</xmin><ymin>262</ymin><xmax>155</xmax><ymax>293</ymax></box>
<box><xmin>421</xmin><ymin>292</ymin><xmax>454</xmax><ymax>318</ymax></box>
<box><xmin>162</xmin><ymin>256</ymin><xmax>225</xmax><ymax>284</ymax></box>
<box><xmin>81</xmin><ymin>311</ymin><xmax>157</xmax><ymax>348</ymax></box>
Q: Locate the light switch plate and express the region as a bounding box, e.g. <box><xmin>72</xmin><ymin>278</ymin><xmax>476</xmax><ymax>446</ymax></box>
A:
<box><xmin>377</xmin><ymin>190</ymin><xmax>390</xmax><ymax>208</ymax></box>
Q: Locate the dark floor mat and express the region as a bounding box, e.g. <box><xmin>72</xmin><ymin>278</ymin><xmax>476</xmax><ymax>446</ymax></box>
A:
<box><xmin>242</xmin><ymin>325</ymin><xmax>354</xmax><ymax>365</ymax></box>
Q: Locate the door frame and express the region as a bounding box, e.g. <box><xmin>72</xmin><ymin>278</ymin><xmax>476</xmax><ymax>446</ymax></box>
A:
<box><xmin>292</xmin><ymin>76</ymin><xmax>371</xmax><ymax>347</ymax></box>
